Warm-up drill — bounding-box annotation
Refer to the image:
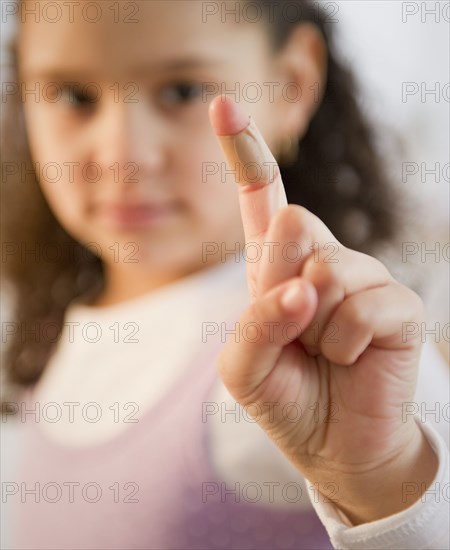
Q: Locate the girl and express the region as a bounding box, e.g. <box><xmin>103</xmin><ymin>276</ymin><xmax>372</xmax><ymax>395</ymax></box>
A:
<box><xmin>2</xmin><ymin>0</ymin><xmax>449</xmax><ymax>548</ymax></box>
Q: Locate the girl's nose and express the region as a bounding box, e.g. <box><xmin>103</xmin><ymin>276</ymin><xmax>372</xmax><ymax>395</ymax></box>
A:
<box><xmin>93</xmin><ymin>99</ymin><xmax>168</xmax><ymax>181</ymax></box>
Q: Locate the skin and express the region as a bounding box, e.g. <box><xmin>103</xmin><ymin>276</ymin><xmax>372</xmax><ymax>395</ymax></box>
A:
<box><xmin>18</xmin><ymin>0</ymin><xmax>437</xmax><ymax>526</ymax></box>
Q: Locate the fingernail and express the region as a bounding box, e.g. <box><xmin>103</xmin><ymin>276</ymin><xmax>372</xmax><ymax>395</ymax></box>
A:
<box><xmin>217</xmin><ymin>117</ymin><xmax>278</xmax><ymax>186</ymax></box>
<box><xmin>281</xmin><ymin>282</ymin><xmax>306</xmax><ymax>313</ymax></box>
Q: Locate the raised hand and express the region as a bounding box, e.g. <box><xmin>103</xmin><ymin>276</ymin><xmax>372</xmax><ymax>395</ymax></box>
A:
<box><xmin>208</xmin><ymin>96</ymin><xmax>438</xmax><ymax>525</ymax></box>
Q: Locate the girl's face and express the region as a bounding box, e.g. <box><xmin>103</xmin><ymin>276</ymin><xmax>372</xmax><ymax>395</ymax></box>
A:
<box><xmin>18</xmin><ymin>1</ymin><xmax>322</xmax><ymax>294</ymax></box>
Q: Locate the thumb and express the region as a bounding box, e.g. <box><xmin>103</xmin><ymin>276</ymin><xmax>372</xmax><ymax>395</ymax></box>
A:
<box><xmin>218</xmin><ymin>277</ymin><xmax>318</xmax><ymax>401</ymax></box>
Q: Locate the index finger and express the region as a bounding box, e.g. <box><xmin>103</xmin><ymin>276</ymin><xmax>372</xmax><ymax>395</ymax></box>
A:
<box><xmin>209</xmin><ymin>96</ymin><xmax>288</xmax><ymax>246</ymax></box>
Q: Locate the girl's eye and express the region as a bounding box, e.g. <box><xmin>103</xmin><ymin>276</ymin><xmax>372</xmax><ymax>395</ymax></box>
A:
<box><xmin>157</xmin><ymin>82</ymin><xmax>203</xmax><ymax>106</ymax></box>
<box><xmin>60</xmin><ymin>86</ymin><xmax>98</xmax><ymax>109</ymax></box>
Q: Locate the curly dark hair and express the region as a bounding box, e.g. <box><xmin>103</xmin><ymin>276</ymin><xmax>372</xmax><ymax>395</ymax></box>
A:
<box><xmin>1</xmin><ymin>0</ymin><xmax>403</xmax><ymax>402</ymax></box>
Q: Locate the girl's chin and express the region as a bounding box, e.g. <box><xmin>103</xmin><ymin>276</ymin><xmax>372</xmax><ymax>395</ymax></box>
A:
<box><xmin>95</xmin><ymin>236</ymin><xmax>200</xmax><ymax>267</ymax></box>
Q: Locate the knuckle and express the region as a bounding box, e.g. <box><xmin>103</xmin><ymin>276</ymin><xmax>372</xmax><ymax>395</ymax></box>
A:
<box><xmin>304</xmin><ymin>258</ymin><xmax>344</xmax><ymax>293</ymax></box>
<box><xmin>400</xmin><ymin>284</ymin><xmax>425</xmax><ymax>321</ymax></box>
<box><xmin>340</xmin><ymin>299</ymin><xmax>372</xmax><ymax>330</ymax></box>
<box><xmin>270</xmin><ymin>204</ymin><xmax>308</xmax><ymax>235</ymax></box>
<box><xmin>352</xmin><ymin>249</ymin><xmax>392</xmax><ymax>282</ymax></box>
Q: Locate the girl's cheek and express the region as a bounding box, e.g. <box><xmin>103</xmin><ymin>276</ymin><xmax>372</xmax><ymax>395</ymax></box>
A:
<box><xmin>24</xmin><ymin>113</ymin><xmax>91</xmax><ymax>197</ymax></box>
<box><xmin>23</xmin><ymin>105</ymin><xmax>62</xmax><ymax>167</ymax></box>
<box><xmin>183</xmin><ymin>135</ymin><xmax>242</xmax><ymax>214</ymax></box>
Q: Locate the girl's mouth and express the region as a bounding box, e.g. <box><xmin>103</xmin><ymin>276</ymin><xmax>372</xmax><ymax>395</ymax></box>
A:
<box><xmin>97</xmin><ymin>202</ymin><xmax>179</xmax><ymax>230</ymax></box>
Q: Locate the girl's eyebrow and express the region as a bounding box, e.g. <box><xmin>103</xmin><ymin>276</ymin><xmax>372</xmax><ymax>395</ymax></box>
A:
<box><xmin>133</xmin><ymin>57</ymin><xmax>221</xmax><ymax>74</ymax></box>
<box><xmin>21</xmin><ymin>58</ymin><xmax>223</xmax><ymax>81</ymax></box>
<box><xmin>19</xmin><ymin>69</ymin><xmax>101</xmax><ymax>81</ymax></box>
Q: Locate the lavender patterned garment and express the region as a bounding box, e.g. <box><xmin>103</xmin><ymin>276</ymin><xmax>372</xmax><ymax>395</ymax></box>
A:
<box><xmin>12</xmin><ymin>341</ymin><xmax>333</xmax><ymax>550</ymax></box>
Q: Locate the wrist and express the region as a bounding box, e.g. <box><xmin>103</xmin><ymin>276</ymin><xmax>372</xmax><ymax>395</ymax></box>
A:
<box><xmin>307</xmin><ymin>422</ymin><xmax>439</xmax><ymax>525</ymax></box>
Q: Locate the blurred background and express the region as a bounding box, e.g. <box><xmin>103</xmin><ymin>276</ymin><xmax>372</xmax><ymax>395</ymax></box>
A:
<box><xmin>1</xmin><ymin>1</ymin><xmax>449</xmax><ymax>546</ymax></box>
<box><xmin>331</xmin><ymin>0</ymin><xmax>449</xmax><ymax>361</ymax></box>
